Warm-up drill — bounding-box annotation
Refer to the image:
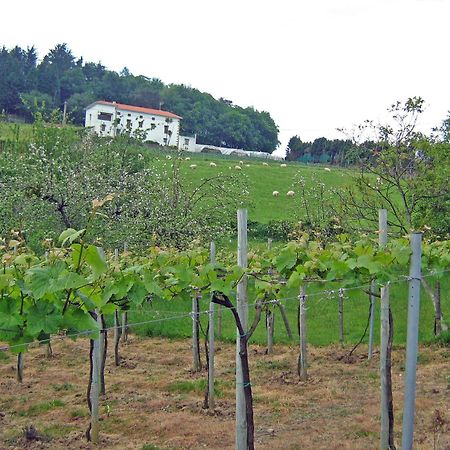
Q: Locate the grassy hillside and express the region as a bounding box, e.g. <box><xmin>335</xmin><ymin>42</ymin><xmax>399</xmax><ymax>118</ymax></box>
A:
<box><xmin>131</xmin><ymin>146</ymin><xmax>353</xmax><ymax>224</ymax></box>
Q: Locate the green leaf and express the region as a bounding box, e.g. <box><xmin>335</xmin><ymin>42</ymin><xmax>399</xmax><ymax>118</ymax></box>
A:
<box><xmin>59</xmin><ymin>228</ymin><xmax>85</xmax><ymax>246</ymax></box>
<box><xmin>26</xmin><ymin>302</ymin><xmax>61</xmax><ymax>336</ymax></box>
<box><xmin>61</xmin><ymin>308</ymin><xmax>99</xmax><ymax>338</ymax></box>
<box><xmin>0</xmin><ymin>297</ymin><xmax>23</xmax><ymax>329</ymax></box>
<box><xmin>275</xmin><ymin>247</ymin><xmax>297</xmax><ymax>272</ymax></box>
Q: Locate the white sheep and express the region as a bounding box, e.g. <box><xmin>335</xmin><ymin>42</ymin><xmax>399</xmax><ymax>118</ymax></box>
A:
<box><xmin>324</xmin><ymin>167</ymin><xmax>331</xmax><ymax>172</ymax></box>
<box><xmin>185</xmin><ymin>157</ymin><xmax>191</xmax><ymax>160</ymax></box>
<box><xmin>189</xmin><ymin>164</ymin><xmax>197</xmax><ymax>169</ymax></box>
<box><xmin>209</xmin><ymin>162</ymin><xmax>217</xmax><ymax>167</ymax></box>
<box><xmin>262</xmin><ymin>162</ymin><xmax>269</xmax><ymax>166</ymax></box>
<box><xmin>239</xmin><ymin>160</ymin><xmax>244</xmax><ymax>165</ymax></box>
<box><xmin>272</xmin><ymin>191</ymin><xmax>279</xmax><ymax>197</ymax></box>
<box><xmin>280</xmin><ymin>163</ymin><xmax>287</xmax><ymax>168</ymax></box>
<box><xmin>286</xmin><ymin>190</ymin><xmax>295</xmax><ymax>197</ymax></box>
<box><xmin>245</xmin><ymin>164</ymin><xmax>250</xmax><ymax>167</ymax></box>
<box><xmin>235</xmin><ymin>165</ymin><xmax>242</xmax><ymax>170</ymax></box>
<box><xmin>166</xmin><ymin>155</ymin><xmax>172</xmax><ymax>160</ymax></box>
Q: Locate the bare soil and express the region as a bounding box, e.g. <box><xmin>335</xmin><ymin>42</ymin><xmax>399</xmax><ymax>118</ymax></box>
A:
<box><xmin>0</xmin><ymin>336</ymin><xmax>449</xmax><ymax>450</ymax></box>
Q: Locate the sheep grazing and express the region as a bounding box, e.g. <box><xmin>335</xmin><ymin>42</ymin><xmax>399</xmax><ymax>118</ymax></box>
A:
<box><xmin>280</xmin><ymin>163</ymin><xmax>287</xmax><ymax>168</ymax></box>
<box><xmin>189</xmin><ymin>164</ymin><xmax>197</xmax><ymax>169</ymax></box>
<box><xmin>272</xmin><ymin>191</ymin><xmax>280</xmax><ymax>197</ymax></box>
<box><xmin>286</xmin><ymin>190</ymin><xmax>295</xmax><ymax>197</ymax></box>
<box><xmin>209</xmin><ymin>162</ymin><xmax>217</xmax><ymax>167</ymax></box>
<box><xmin>185</xmin><ymin>157</ymin><xmax>191</xmax><ymax>160</ymax></box>
<box><xmin>235</xmin><ymin>165</ymin><xmax>242</xmax><ymax>170</ymax></box>
<box><xmin>239</xmin><ymin>160</ymin><xmax>244</xmax><ymax>165</ymax></box>
<box><xmin>324</xmin><ymin>167</ymin><xmax>331</xmax><ymax>172</ymax></box>
<box><xmin>262</xmin><ymin>162</ymin><xmax>269</xmax><ymax>166</ymax></box>
<box><xmin>245</xmin><ymin>164</ymin><xmax>250</xmax><ymax>167</ymax></box>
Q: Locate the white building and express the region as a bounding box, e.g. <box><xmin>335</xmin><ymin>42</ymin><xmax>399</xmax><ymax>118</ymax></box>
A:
<box><xmin>85</xmin><ymin>101</ymin><xmax>182</xmax><ymax>146</ymax></box>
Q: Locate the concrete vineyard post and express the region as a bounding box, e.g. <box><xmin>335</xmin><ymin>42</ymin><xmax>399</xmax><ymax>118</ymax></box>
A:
<box><xmin>90</xmin><ymin>311</ymin><xmax>102</xmax><ymax>444</ymax></box>
<box><xmin>401</xmin><ymin>233</ymin><xmax>422</xmax><ymax>450</ymax></box>
<box><xmin>338</xmin><ymin>288</ymin><xmax>344</xmax><ymax>346</ymax></box>
<box><xmin>236</xmin><ymin>209</ymin><xmax>248</xmax><ymax>450</ymax></box>
<box><xmin>298</xmin><ymin>285</ymin><xmax>308</xmax><ymax>380</ymax></box>
<box><xmin>368</xmin><ymin>279</ymin><xmax>376</xmax><ymax>360</ymax></box>
<box><xmin>192</xmin><ymin>294</ymin><xmax>201</xmax><ymax>372</ymax></box>
<box><xmin>208</xmin><ymin>241</ymin><xmax>216</xmax><ymax>409</ymax></box>
<box><xmin>380</xmin><ymin>285</ymin><xmax>391</xmax><ymax>449</ymax></box>
<box><xmin>378</xmin><ymin>209</ymin><xmax>394</xmax><ymax>449</ymax></box>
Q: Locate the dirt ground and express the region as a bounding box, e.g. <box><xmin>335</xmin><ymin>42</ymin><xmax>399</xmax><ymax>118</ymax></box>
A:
<box><xmin>0</xmin><ymin>336</ymin><xmax>448</xmax><ymax>450</ymax></box>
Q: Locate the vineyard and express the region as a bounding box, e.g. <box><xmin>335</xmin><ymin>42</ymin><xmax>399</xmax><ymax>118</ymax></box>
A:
<box><xmin>0</xmin><ymin>199</ymin><xmax>449</xmax><ymax>449</ymax></box>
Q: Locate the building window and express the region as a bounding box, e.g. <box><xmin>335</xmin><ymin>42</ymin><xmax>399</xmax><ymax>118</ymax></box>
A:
<box><xmin>138</xmin><ymin>121</ymin><xmax>144</xmax><ymax>128</ymax></box>
<box><xmin>128</xmin><ymin>113</ymin><xmax>131</xmax><ymax>116</ymax></box>
<box><xmin>165</xmin><ymin>117</ymin><xmax>173</xmax><ymax>123</ymax></box>
<box><xmin>152</xmin><ymin>117</ymin><xmax>155</xmax><ymax>120</ymax></box>
<box><xmin>163</xmin><ymin>137</ymin><xmax>167</xmax><ymax>144</ymax></box>
<box><xmin>126</xmin><ymin>119</ymin><xmax>132</xmax><ymax>128</ymax></box>
<box><xmin>150</xmin><ymin>123</ymin><xmax>156</xmax><ymax>130</ymax></box>
<box><xmin>164</xmin><ymin>125</ymin><xmax>169</xmax><ymax>134</ymax></box>
<box><xmin>184</xmin><ymin>138</ymin><xmax>190</xmax><ymax>145</ymax></box>
<box><xmin>98</xmin><ymin>112</ymin><xmax>113</xmax><ymax>121</ymax></box>
<box><xmin>100</xmin><ymin>123</ymin><xmax>106</xmax><ymax>132</ymax></box>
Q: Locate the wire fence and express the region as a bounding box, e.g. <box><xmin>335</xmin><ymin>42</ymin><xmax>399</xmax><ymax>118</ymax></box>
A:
<box><xmin>0</xmin><ymin>269</ymin><xmax>448</xmax><ymax>353</ymax></box>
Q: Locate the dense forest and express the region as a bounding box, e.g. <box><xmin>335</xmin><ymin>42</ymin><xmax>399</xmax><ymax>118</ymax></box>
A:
<box><xmin>0</xmin><ymin>43</ymin><xmax>279</xmax><ymax>152</ymax></box>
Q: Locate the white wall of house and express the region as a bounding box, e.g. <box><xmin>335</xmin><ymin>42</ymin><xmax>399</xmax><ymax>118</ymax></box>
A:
<box><xmin>85</xmin><ymin>101</ymin><xmax>181</xmax><ymax>146</ymax></box>
<box><xmin>178</xmin><ymin>135</ymin><xmax>197</xmax><ymax>152</ymax></box>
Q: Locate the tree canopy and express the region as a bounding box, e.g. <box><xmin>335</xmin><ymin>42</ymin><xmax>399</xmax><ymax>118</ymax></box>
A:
<box><xmin>0</xmin><ymin>43</ymin><xmax>279</xmax><ymax>153</ymax></box>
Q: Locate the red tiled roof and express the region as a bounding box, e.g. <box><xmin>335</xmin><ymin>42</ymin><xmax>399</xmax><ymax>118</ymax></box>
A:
<box><xmin>93</xmin><ymin>101</ymin><xmax>182</xmax><ymax>119</ymax></box>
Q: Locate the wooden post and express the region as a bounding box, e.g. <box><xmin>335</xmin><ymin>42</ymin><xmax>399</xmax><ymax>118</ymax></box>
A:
<box><xmin>378</xmin><ymin>209</ymin><xmax>394</xmax><ymax>449</ymax></box>
<box><xmin>208</xmin><ymin>241</ymin><xmax>216</xmax><ymax>409</ymax></box>
<box><xmin>266</xmin><ymin>310</ymin><xmax>274</xmax><ymax>355</ymax></box>
<box><xmin>99</xmin><ymin>315</ymin><xmax>106</xmax><ymax>395</ymax></box>
<box><xmin>298</xmin><ymin>285</ymin><xmax>307</xmax><ymax>380</ymax></box>
<box><xmin>16</xmin><ymin>352</ymin><xmax>24</xmax><ymax>383</ymax></box>
<box><xmin>401</xmin><ymin>233</ymin><xmax>422</xmax><ymax>450</ymax></box>
<box><xmin>338</xmin><ymin>288</ymin><xmax>344</xmax><ymax>346</ymax></box>
<box><xmin>236</xmin><ymin>209</ymin><xmax>248</xmax><ymax>450</ymax></box>
<box><xmin>113</xmin><ymin>310</ymin><xmax>121</xmax><ymax>366</ymax></box>
<box><xmin>192</xmin><ymin>294</ymin><xmax>202</xmax><ymax>372</ymax></box>
<box><xmin>368</xmin><ymin>279</ymin><xmax>376</xmax><ymax>360</ymax></box>
<box><xmin>277</xmin><ymin>302</ymin><xmax>293</xmax><ymax>339</ymax></box>
<box><xmin>90</xmin><ymin>311</ymin><xmax>101</xmax><ymax>444</ymax></box>
<box><xmin>267</xmin><ymin>238</ymin><xmax>272</xmax><ymax>250</ymax></box>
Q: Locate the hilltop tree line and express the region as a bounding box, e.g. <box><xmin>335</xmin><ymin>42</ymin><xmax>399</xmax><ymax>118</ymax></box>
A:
<box><xmin>0</xmin><ymin>44</ymin><xmax>279</xmax><ymax>152</ymax></box>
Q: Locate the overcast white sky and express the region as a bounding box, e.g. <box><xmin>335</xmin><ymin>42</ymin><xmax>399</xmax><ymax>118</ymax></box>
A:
<box><xmin>2</xmin><ymin>0</ymin><xmax>449</xmax><ymax>154</ymax></box>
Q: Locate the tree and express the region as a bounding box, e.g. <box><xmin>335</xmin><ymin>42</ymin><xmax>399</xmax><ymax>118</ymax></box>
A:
<box><xmin>335</xmin><ymin>97</ymin><xmax>449</xmax><ymax>236</ymax></box>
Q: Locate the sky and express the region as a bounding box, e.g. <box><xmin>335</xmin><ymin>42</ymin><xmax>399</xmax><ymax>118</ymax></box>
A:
<box><xmin>2</xmin><ymin>0</ymin><xmax>449</xmax><ymax>155</ymax></box>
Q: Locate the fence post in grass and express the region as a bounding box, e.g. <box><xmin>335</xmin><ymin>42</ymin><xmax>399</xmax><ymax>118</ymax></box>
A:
<box><xmin>90</xmin><ymin>311</ymin><xmax>101</xmax><ymax>444</ymax></box>
<box><xmin>267</xmin><ymin>238</ymin><xmax>272</xmax><ymax>250</ymax></box>
<box><xmin>401</xmin><ymin>232</ymin><xmax>422</xmax><ymax>450</ymax></box>
<box><xmin>298</xmin><ymin>285</ymin><xmax>308</xmax><ymax>380</ymax></box>
<box><xmin>378</xmin><ymin>209</ymin><xmax>394</xmax><ymax>449</ymax></box>
<box><xmin>192</xmin><ymin>293</ymin><xmax>202</xmax><ymax>372</ymax></box>
<box><xmin>236</xmin><ymin>209</ymin><xmax>248</xmax><ymax>450</ymax></box>
<box><xmin>368</xmin><ymin>279</ymin><xmax>376</xmax><ymax>360</ymax></box>
<box><xmin>208</xmin><ymin>241</ymin><xmax>216</xmax><ymax>409</ymax></box>
<box><xmin>338</xmin><ymin>287</ymin><xmax>345</xmax><ymax>346</ymax></box>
